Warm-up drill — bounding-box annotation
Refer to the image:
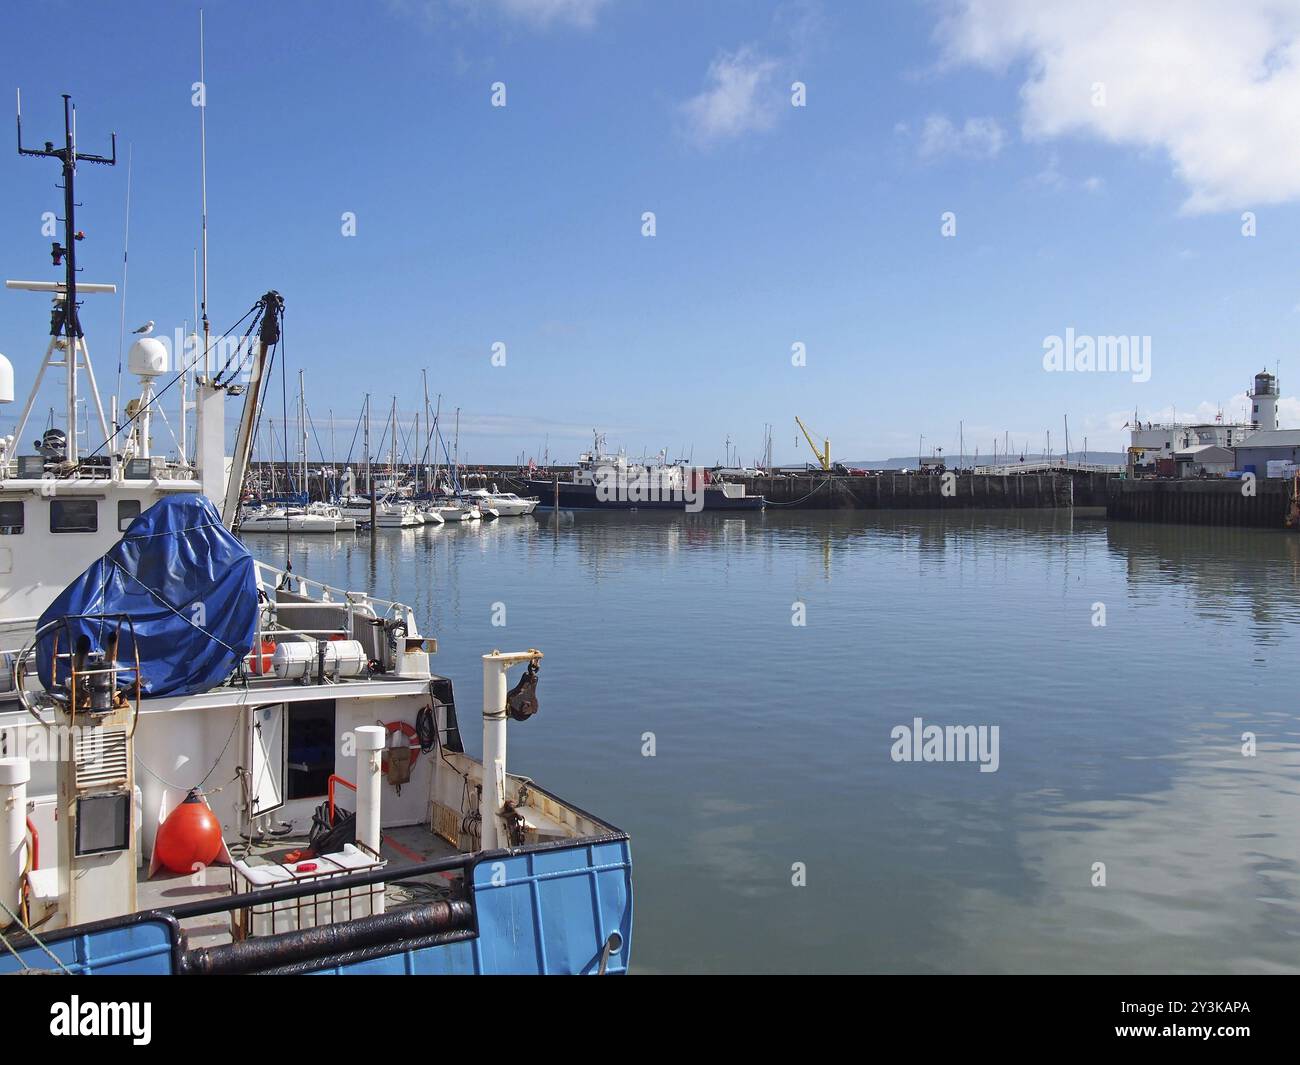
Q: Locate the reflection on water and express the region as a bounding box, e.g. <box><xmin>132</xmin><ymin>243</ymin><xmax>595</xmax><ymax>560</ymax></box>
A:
<box><xmin>249</xmin><ymin>510</ymin><xmax>1300</xmax><ymax>973</ymax></box>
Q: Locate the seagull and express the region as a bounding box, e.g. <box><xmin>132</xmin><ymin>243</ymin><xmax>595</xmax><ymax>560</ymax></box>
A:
<box><xmin>132</xmin><ymin>320</ymin><xmax>155</xmax><ymax>335</ymax></box>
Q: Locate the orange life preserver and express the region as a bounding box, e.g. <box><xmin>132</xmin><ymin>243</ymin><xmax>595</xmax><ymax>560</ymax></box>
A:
<box><xmin>381</xmin><ymin>720</ymin><xmax>420</xmax><ymax>774</ymax></box>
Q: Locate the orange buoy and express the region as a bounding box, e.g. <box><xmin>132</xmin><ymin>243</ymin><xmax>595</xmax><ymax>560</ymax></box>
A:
<box><xmin>250</xmin><ymin>640</ymin><xmax>275</xmax><ymax>675</ymax></box>
<box><xmin>155</xmin><ymin>789</ymin><xmax>223</xmax><ymax>875</ymax></box>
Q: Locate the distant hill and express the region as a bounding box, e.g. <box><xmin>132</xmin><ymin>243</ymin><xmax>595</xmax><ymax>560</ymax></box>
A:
<box><xmin>844</xmin><ymin>451</ymin><xmax>1127</xmax><ymax>470</ymax></box>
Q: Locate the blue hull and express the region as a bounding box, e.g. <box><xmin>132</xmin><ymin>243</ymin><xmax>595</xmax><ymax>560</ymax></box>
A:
<box><xmin>0</xmin><ymin>836</ymin><xmax>632</xmax><ymax>976</ymax></box>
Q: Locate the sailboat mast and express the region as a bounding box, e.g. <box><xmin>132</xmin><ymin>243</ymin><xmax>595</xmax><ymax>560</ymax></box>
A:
<box><xmin>365</xmin><ymin>393</ymin><xmax>375</xmax><ymax>527</ymax></box>
<box><xmin>422</xmin><ymin>368</ymin><xmax>430</xmax><ymax>494</ymax></box>
<box><xmin>433</xmin><ymin>392</ymin><xmax>442</xmax><ymax>490</ymax></box>
<box><xmin>298</xmin><ymin>368</ymin><xmax>306</xmax><ymax>498</ymax></box>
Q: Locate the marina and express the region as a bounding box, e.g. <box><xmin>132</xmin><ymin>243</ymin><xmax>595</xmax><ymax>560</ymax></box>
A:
<box><xmin>1</xmin><ymin>3</ymin><xmax>1298</xmax><ymax>1030</ymax></box>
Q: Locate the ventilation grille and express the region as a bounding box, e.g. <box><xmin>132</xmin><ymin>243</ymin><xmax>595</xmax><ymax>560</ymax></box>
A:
<box><xmin>75</xmin><ymin>726</ymin><xmax>129</xmax><ymax>789</ymax></box>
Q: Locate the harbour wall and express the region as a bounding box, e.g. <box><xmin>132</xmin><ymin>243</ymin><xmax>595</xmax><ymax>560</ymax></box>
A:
<box><xmin>1106</xmin><ymin>478</ymin><xmax>1292</xmax><ymax>529</ymax></box>
<box><xmin>739</xmin><ymin>473</ymin><xmax>1074</xmax><ymax>510</ymax></box>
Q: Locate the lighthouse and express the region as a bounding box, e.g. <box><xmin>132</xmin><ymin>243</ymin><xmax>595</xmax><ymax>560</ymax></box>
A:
<box><xmin>1249</xmin><ymin>369</ymin><xmax>1278</xmax><ymax>430</ymax></box>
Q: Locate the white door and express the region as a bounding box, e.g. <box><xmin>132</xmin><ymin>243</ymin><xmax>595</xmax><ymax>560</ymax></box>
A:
<box><xmin>247</xmin><ymin>704</ymin><xmax>285</xmax><ymax>817</ymax></box>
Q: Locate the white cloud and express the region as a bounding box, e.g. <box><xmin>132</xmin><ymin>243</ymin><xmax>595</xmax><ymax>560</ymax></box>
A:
<box><xmin>936</xmin><ymin>0</ymin><xmax>1300</xmax><ymax>213</ymax></box>
<box><xmin>387</xmin><ymin>0</ymin><xmax>611</xmax><ymax>31</ymax></box>
<box><xmin>1111</xmin><ymin>392</ymin><xmax>1300</xmax><ymax>430</ymax></box>
<box><xmin>918</xmin><ymin>113</ymin><xmax>1006</xmax><ymax>159</ymax></box>
<box><xmin>493</xmin><ymin>0</ymin><xmax>610</xmax><ymax>29</ymax></box>
<box><xmin>680</xmin><ymin>46</ymin><xmax>782</xmax><ymax>147</ymax></box>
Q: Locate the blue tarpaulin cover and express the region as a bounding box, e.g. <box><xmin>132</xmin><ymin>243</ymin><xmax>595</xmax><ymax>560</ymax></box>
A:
<box><xmin>37</xmin><ymin>494</ymin><xmax>258</xmax><ymax>698</ymax></box>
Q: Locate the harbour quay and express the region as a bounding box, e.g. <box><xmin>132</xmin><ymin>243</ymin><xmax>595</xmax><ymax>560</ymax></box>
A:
<box><xmin>739</xmin><ymin>471</ymin><xmax>1074</xmax><ymax>510</ymax></box>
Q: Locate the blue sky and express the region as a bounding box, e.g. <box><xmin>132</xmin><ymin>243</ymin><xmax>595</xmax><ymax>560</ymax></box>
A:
<box><xmin>4</xmin><ymin>0</ymin><xmax>1300</xmax><ymax>465</ymax></box>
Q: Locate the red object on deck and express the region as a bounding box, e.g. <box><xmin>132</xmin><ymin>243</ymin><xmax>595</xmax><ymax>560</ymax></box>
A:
<box><xmin>250</xmin><ymin>639</ymin><xmax>275</xmax><ymax>675</ymax></box>
<box><xmin>155</xmin><ymin>789</ymin><xmax>223</xmax><ymax>875</ymax></box>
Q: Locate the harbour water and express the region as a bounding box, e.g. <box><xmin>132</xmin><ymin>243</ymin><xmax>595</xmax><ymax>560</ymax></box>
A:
<box><xmin>253</xmin><ymin>510</ymin><xmax>1300</xmax><ymax>974</ymax></box>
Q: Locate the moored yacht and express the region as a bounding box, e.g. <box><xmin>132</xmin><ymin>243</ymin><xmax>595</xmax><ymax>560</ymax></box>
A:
<box><xmin>467</xmin><ymin>486</ymin><xmax>536</xmax><ymax>517</ymax></box>
<box><xmin>238</xmin><ymin>502</ymin><xmax>354</xmax><ymax>534</ymax></box>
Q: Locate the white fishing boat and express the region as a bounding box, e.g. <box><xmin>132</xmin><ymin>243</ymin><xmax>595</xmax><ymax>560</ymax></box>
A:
<box><xmin>0</xmin><ymin>94</ymin><xmax>631</xmax><ymax>977</ymax></box>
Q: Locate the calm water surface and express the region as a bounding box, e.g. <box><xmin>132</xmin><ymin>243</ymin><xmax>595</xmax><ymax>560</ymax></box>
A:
<box><xmin>249</xmin><ymin>510</ymin><xmax>1300</xmax><ymax>974</ymax></box>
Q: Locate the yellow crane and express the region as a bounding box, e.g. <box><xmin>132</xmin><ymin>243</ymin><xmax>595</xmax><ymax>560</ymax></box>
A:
<box><xmin>794</xmin><ymin>416</ymin><xmax>831</xmax><ymax>471</ymax></box>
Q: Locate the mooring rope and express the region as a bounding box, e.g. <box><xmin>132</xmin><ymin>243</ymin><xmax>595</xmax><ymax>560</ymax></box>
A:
<box><xmin>763</xmin><ymin>478</ymin><xmax>833</xmax><ymax>506</ymax></box>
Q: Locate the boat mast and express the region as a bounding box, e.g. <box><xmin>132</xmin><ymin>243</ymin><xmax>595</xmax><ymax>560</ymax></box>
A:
<box><xmin>298</xmin><ymin>368</ymin><xmax>307</xmax><ymax>499</ymax></box>
<box><xmin>363</xmin><ymin>394</ymin><xmax>370</xmax><ymax>494</ymax></box>
<box><xmin>433</xmin><ymin>392</ymin><xmax>442</xmax><ymax>491</ymax></box>
<box><xmin>114</xmin><ymin>144</ymin><xmax>132</xmax><ymax>446</ymax></box>
<box><xmin>221</xmin><ymin>291</ymin><xmax>282</xmax><ymax>525</ymax></box>
<box><xmin>365</xmin><ymin>393</ymin><xmax>375</xmax><ymax>526</ymax></box>
<box><xmin>198</xmin><ymin>9</ymin><xmax>211</xmax><ymax>370</ymax></box>
<box><xmin>14</xmin><ymin>91</ymin><xmax>116</xmax><ymax>465</ymax></box>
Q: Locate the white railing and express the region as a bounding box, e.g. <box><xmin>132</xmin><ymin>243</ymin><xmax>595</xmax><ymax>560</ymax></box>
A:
<box><xmin>250</xmin><ymin>558</ymin><xmax>411</xmax><ymax>622</ymax></box>
<box><xmin>246</xmin><ymin>557</ymin><xmax>421</xmax><ymax>674</ymax></box>
<box><xmin>973</xmin><ymin>461</ymin><xmax>1124</xmax><ymax>475</ymax></box>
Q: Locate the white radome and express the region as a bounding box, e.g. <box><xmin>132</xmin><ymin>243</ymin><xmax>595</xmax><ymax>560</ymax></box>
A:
<box><xmin>0</xmin><ymin>352</ymin><xmax>13</xmax><ymax>404</ymax></box>
<box><xmin>127</xmin><ymin>337</ymin><xmax>169</xmax><ymax>377</ymax></box>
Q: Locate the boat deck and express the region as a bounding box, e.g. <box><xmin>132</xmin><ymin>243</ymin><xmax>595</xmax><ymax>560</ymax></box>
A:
<box><xmin>136</xmin><ymin>823</ymin><xmax>465</xmax><ymax>949</ymax></box>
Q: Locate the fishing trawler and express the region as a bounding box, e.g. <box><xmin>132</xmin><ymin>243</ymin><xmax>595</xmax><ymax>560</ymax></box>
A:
<box><xmin>0</xmin><ymin>95</ymin><xmax>631</xmax><ymax>975</ymax></box>
<box><xmin>519</xmin><ymin>433</ymin><xmax>766</xmax><ymax>511</ymax></box>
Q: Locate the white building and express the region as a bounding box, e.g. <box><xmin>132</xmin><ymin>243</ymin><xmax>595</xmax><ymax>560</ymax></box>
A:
<box><xmin>1128</xmin><ymin>368</ymin><xmax>1280</xmax><ymax>473</ymax></box>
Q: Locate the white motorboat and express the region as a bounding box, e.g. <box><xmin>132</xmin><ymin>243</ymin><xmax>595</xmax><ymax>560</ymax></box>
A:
<box><xmin>239</xmin><ymin>504</ymin><xmax>340</xmax><ymax>534</ymax></box>
<box><xmin>337</xmin><ymin>496</ymin><xmax>423</xmax><ymax>528</ymax></box>
<box><xmin>372</xmin><ymin>502</ymin><xmax>423</xmax><ymax>528</ymax></box>
<box><xmin>469</xmin><ymin>486</ymin><xmax>537</xmax><ymax>517</ymax></box>
<box><xmin>306</xmin><ymin>501</ymin><xmax>356</xmax><ymax>531</ymax></box>
<box><xmin>427</xmin><ymin>500</ymin><xmax>477</xmax><ymax>522</ymax></box>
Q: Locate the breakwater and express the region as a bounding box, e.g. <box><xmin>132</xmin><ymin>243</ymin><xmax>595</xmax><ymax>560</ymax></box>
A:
<box><xmin>1106</xmin><ymin>477</ymin><xmax>1292</xmax><ymax>529</ymax></box>
<box><xmin>739</xmin><ymin>472</ymin><xmax>1073</xmax><ymax>510</ymax></box>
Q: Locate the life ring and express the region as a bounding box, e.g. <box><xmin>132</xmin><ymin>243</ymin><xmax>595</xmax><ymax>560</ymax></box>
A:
<box><xmin>381</xmin><ymin>720</ymin><xmax>420</xmax><ymax>774</ymax></box>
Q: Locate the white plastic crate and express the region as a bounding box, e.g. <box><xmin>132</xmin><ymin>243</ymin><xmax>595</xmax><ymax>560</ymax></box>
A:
<box><xmin>230</xmin><ymin>844</ymin><xmax>386</xmax><ymax>940</ymax></box>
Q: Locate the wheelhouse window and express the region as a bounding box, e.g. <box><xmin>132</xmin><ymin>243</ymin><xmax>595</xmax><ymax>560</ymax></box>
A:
<box><xmin>118</xmin><ymin>499</ymin><xmax>141</xmax><ymax>531</ymax></box>
<box><xmin>50</xmin><ymin>498</ymin><xmax>98</xmax><ymax>533</ymax></box>
<box><xmin>0</xmin><ymin>500</ymin><xmax>23</xmax><ymax>535</ymax></box>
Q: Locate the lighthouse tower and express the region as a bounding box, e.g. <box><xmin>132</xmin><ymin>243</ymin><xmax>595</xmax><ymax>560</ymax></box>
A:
<box><xmin>1250</xmin><ymin>369</ymin><xmax>1278</xmax><ymax>430</ymax></box>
